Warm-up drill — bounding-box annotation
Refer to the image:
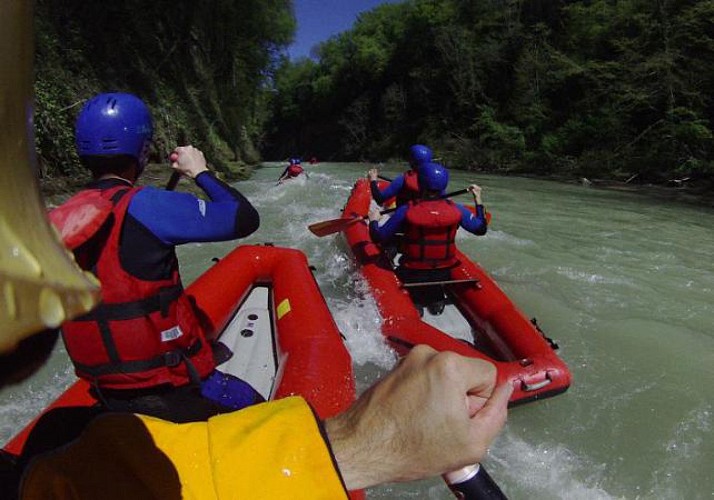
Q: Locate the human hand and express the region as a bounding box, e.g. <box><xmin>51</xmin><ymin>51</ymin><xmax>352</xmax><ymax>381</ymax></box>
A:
<box><xmin>169</xmin><ymin>145</ymin><xmax>209</xmax><ymax>179</ymax></box>
<box><xmin>468</xmin><ymin>184</ymin><xmax>483</xmax><ymax>204</ymax></box>
<box><xmin>368</xmin><ymin>207</ymin><xmax>382</xmax><ymax>222</ymax></box>
<box><xmin>325</xmin><ymin>345</ymin><xmax>512</xmax><ymax>490</ymax></box>
<box><xmin>368</xmin><ymin>168</ymin><xmax>379</xmax><ymax>181</ymax></box>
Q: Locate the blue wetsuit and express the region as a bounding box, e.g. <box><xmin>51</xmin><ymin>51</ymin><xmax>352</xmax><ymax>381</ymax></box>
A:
<box><xmin>371</xmin><ymin>174</ymin><xmax>446</xmax><ymax>205</ymax></box>
<box><xmin>370</xmin><ymin>175</ymin><xmax>406</xmax><ymax>204</ymax></box>
<box><xmin>90</xmin><ymin>172</ymin><xmax>259</xmax><ymax>281</ymax></box>
<box><xmin>369</xmin><ymin>202</ymin><xmax>488</xmax><ymax>243</ymax></box>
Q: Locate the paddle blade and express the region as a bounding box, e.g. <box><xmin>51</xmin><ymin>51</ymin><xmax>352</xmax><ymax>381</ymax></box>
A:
<box><xmin>308</xmin><ymin>216</ymin><xmax>363</xmax><ymax>237</ymax></box>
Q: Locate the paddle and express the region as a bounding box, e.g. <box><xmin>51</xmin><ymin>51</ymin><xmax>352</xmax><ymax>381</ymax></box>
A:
<box><xmin>444</xmin><ymin>464</ymin><xmax>508</xmax><ymax>499</ymax></box>
<box><xmin>166</xmin><ymin>152</ymin><xmax>180</xmax><ymax>191</ymax></box>
<box><xmin>401</xmin><ymin>278</ymin><xmax>480</xmax><ymax>288</ymax></box>
<box><xmin>308</xmin><ymin>188</ymin><xmax>469</xmax><ymax>237</ymax></box>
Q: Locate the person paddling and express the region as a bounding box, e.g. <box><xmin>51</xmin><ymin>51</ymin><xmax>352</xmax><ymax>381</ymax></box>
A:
<box><xmin>50</xmin><ymin>92</ymin><xmax>263</xmax><ymax>422</ymax></box>
<box><xmin>277</xmin><ymin>157</ymin><xmax>307</xmax><ymax>183</ymax></box>
<box><xmin>368</xmin><ymin>162</ymin><xmax>488</xmax><ymax>315</ymax></box>
<box><xmin>367</xmin><ymin>144</ymin><xmax>433</xmax><ymax>206</ymax></box>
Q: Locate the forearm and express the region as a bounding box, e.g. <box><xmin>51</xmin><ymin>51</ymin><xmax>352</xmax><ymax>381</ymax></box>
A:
<box><xmin>195</xmin><ymin>171</ymin><xmax>241</xmax><ymax>202</ymax></box>
<box><xmin>369</xmin><ymin>206</ymin><xmax>406</xmax><ymax>242</ymax></box>
<box><xmin>325</xmin><ymin>391</ymin><xmax>396</xmax><ymax>490</ymax></box>
<box><xmin>370</xmin><ymin>181</ymin><xmax>386</xmax><ymax>204</ymax></box>
<box><xmin>460</xmin><ymin>204</ymin><xmax>488</xmax><ymax>235</ymax></box>
<box><xmin>196</xmin><ymin>172</ymin><xmax>260</xmax><ymax>237</ymax></box>
<box><xmin>325</xmin><ymin>346</ymin><xmax>512</xmax><ymax>491</ymax></box>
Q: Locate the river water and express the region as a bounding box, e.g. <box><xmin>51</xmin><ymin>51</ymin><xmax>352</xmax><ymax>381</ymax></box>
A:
<box><xmin>2</xmin><ymin>162</ymin><xmax>712</xmax><ymax>499</ymax></box>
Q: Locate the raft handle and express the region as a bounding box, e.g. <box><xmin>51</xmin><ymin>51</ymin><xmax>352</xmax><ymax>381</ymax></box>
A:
<box><xmin>521</xmin><ymin>373</ymin><xmax>552</xmax><ymax>392</ymax></box>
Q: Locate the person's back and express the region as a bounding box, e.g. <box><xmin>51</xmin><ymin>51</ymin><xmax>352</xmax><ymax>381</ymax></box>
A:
<box><xmin>368</xmin><ymin>144</ymin><xmax>433</xmax><ymax>206</ymax></box>
<box><xmin>287</xmin><ymin>161</ymin><xmax>304</xmax><ymax>178</ymax></box>
<box><xmin>52</xmin><ymin>92</ymin><xmax>262</xmax><ymax>422</ymax></box>
<box><xmin>368</xmin><ymin>162</ymin><xmax>488</xmax><ymax>314</ymax></box>
<box><xmin>278</xmin><ymin>157</ymin><xmax>306</xmax><ymax>183</ymax></box>
<box><xmin>400</xmin><ymin>197</ymin><xmax>463</xmax><ymax>271</ymax></box>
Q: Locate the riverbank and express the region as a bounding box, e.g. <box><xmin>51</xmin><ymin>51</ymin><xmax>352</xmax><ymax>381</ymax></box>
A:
<box><xmin>568</xmin><ymin>177</ymin><xmax>714</xmax><ymax>208</ymax></box>
<box><xmin>499</xmin><ymin>171</ymin><xmax>714</xmax><ymax>209</ymax></box>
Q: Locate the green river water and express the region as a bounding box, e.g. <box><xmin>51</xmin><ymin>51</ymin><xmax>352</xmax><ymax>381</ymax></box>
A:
<box><xmin>2</xmin><ymin>162</ymin><xmax>713</xmax><ymax>499</ymax></box>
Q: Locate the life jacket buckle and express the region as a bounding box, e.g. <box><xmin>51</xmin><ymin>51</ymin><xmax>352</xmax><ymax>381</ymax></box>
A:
<box><xmin>163</xmin><ymin>350</ymin><xmax>182</xmax><ymax>367</ymax></box>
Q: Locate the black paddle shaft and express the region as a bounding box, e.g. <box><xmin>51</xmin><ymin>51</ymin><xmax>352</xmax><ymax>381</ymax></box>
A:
<box><xmin>446</xmin><ymin>464</ymin><xmax>508</xmax><ymax>500</ymax></box>
<box><xmin>368</xmin><ymin>187</ymin><xmax>469</xmax><ymax>219</ymax></box>
<box><xmin>166</xmin><ymin>171</ymin><xmax>181</xmax><ymax>191</ymax></box>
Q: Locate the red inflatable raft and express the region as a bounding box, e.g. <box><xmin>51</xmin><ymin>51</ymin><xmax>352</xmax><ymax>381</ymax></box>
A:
<box><xmin>3</xmin><ymin>245</ymin><xmax>359</xmax><ymax>496</ymax></box>
<box><xmin>342</xmin><ymin>178</ymin><xmax>571</xmax><ymax>405</ymax></box>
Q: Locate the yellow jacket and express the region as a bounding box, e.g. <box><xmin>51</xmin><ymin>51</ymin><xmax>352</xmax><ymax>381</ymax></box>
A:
<box><xmin>21</xmin><ymin>397</ymin><xmax>349</xmax><ymax>499</ymax></box>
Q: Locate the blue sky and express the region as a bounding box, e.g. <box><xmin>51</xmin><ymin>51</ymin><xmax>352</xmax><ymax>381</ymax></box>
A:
<box><xmin>287</xmin><ymin>0</ymin><xmax>403</xmax><ymax>60</ymax></box>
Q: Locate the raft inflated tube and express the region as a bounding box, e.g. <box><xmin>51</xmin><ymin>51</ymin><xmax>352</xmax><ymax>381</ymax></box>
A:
<box><xmin>444</xmin><ymin>464</ymin><xmax>508</xmax><ymax>499</ymax></box>
<box><xmin>0</xmin><ymin>0</ymin><xmax>100</xmax><ymax>352</ymax></box>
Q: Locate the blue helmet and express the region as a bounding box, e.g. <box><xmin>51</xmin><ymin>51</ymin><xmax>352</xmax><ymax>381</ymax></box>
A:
<box><xmin>418</xmin><ymin>162</ymin><xmax>449</xmax><ymax>192</ymax></box>
<box><xmin>408</xmin><ymin>144</ymin><xmax>433</xmax><ymax>167</ymax></box>
<box><xmin>75</xmin><ymin>92</ymin><xmax>153</xmax><ymax>169</ymax></box>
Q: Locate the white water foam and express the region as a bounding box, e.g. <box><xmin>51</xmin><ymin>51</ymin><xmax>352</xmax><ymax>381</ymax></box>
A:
<box><xmin>491</xmin><ymin>432</ymin><xmax>617</xmax><ymax>500</ymax></box>
<box><xmin>0</xmin><ymin>353</ymin><xmax>76</xmax><ymax>444</ymax></box>
<box><xmin>460</xmin><ymin>228</ymin><xmax>535</xmax><ymax>247</ymax></box>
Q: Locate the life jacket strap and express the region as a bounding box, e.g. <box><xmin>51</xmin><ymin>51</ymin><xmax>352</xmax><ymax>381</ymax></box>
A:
<box><xmin>76</xmin><ymin>285</ymin><xmax>183</xmax><ymax>321</ymax></box>
<box><xmin>73</xmin><ymin>339</ymin><xmax>203</xmax><ymax>378</ymax></box>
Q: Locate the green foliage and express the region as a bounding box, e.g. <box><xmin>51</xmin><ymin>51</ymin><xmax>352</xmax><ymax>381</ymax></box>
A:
<box><xmin>33</xmin><ymin>79</ymin><xmax>83</xmax><ymax>178</ymax></box>
<box><xmin>467</xmin><ymin>107</ymin><xmax>525</xmax><ymax>170</ymax></box>
<box><xmin>263</xmin><ymin>0</ymin><xmax>714</xmax><ymax>189</ymax></box>
<box><xmin>34</xmin><ymin>0</ymin><xmax>294</xmax><ymax>180</ymax></box>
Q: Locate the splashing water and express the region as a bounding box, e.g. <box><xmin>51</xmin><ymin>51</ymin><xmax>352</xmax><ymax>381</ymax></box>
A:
<box><xmin>2</xmin><ymin>163</ymin><xmax>712</xmax><ymax>499</ymax></box>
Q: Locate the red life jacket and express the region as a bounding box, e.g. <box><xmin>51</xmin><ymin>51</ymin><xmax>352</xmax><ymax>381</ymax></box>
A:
<box><xmin>401</xmin><ymin>199</ymin><xmax>462</xmax><ymax>269</ymax></box>
<box><xmin>396</xmin><ymin>169</ymin><xmax>421</xmax><ymax>206</ymax></box>
<box><xmin>50</xmin><ymin>185</ymin><xmax>215</xmax><ymax>390</ymax></box>
<box><xmin>287</xmin><ymin>164</ymin><xmax>304</xmax><ymax>177</ymax></box>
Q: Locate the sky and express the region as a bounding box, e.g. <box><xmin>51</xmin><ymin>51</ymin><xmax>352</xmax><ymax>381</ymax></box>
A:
<box><xmin>287</xmin><ymin>0</ymin><xmax>403</xmax><ymax>60</ymax></box>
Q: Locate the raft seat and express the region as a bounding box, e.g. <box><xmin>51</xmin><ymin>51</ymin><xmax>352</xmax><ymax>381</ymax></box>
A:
<box><xmin>216</xmin><ymin>286</ymin><xmax>276</xmax><ymax>400</ymax></box>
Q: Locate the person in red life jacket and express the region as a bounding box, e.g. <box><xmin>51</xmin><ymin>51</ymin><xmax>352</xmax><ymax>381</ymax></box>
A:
<box><xmin>277</xmin><ymin>157</ymin><xmax>307</xmax><ymax>183</ymax></box>
<box><xmin>51</xmin><ymin>92</ymin><xmax>263</xmax><ymax>422</ymax></box>
<box><xmin>368</xmin><ymin>162</ymin><xmax>488</xmax><ymax>315</ymax></box>
<box><xmin>367</xmin><ymin>144</ymin><xmax>433</xmax><ymax>206</ymax></box>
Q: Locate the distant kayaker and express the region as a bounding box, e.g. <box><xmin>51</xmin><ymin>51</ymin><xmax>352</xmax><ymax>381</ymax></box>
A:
<box><xmin>50</xmin><ymin>92</ymin><xmax>263</xmax><ymax>422</ymax></box>
<box><xmin>277</xmin><ymin>157</ymin><xmax>308</xmax><ymax>183</ymax></box>
<box><xmin>367</xmin><ymin>143</ymin><xmax>433</xmax><ymax>206</ymax></box>
<box><xmin>368</xmin><ymin>162</ymin><xmax>488</xmax><ymax>315</ymax></box>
